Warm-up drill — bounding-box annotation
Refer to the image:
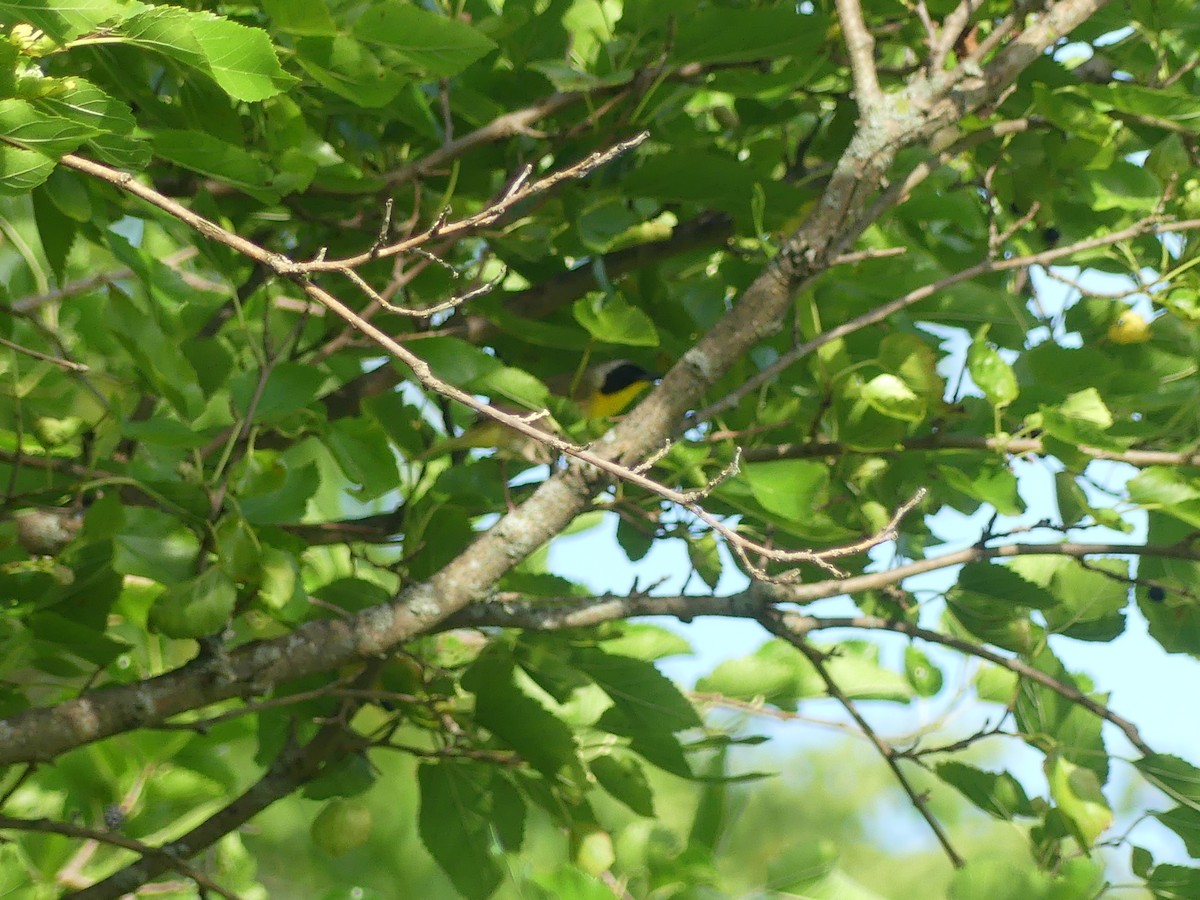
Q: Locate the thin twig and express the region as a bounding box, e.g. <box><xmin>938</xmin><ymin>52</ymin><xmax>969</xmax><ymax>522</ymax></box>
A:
<box><xmin>760</xmin><ymin>609</ymin><xmax>966</xmax><ymax>868</ymax></box>
<box><xmin>694</xmin><ymin>213</ymin><xmax>1200</xmax><ymax>423</ymax></box>
<box><xmin>740</xmin><ymin>434</ymin><xmax>1200</xmax><ymax>470</ymax></box>
<box><xmin>0</xmin><ymin>336</ymin><xmax>90</xmax><ymax>372</ymax></box>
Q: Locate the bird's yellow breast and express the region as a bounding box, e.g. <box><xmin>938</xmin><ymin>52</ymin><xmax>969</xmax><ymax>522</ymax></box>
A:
<box><xmin>584</xmin><ymin>380</ymin><xmax>653</xmax><ymax>418</ymax></box>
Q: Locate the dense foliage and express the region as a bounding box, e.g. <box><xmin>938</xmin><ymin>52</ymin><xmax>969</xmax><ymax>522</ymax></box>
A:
<box><xmin>1</xmin><ymin>0</ymin><xmax>1200</xmax><ymax>896</ymax></box>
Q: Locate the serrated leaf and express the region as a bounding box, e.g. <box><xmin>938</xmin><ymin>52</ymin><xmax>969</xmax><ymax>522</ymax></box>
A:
<box><xmin>958</xmin><ymin>562</ymin><xmax>1060</xmax><ymax>610</ymax></box>
<box><xmin>591</xmin><ymin>753</ymin><xmax>655</xmax><ymax>816</ymax></box>
<box><xmin>121</xmin><ymin>7</ymin><xmax>293</xmax><ymax>102</ymax></box>
<box><xmin>462</xmin><ymin>646</ymin><xmax>578</xmax><ymax>775</ymax></box>
<box><xmin>418</xmin><ymin>761</ymin><xmax>502</xmax><ymax>899</ymax></box>
<box><xmin>1135</xmin><ymin>754</ymin><xmax>1200</xmax><ymax>809</ymax></box>
<box><xmin>352</xmin><ymin>5</ymin><xmax>497</xmax><ymax>77</ymax></box>
<box><xmin>152</xmin><ymin>130</ymin><xmax>278</xmax><ymax>202</ymax></box>
<box><xmin>576</xmin><ymin>648</ymin><xmax>701</xmax><ymax>734</ymax></box>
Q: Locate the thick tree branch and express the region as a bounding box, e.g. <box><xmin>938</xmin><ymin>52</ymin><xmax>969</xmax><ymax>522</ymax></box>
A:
<box><xmin>836</xmin><ymin>0</ymin><xmax>884</xmax><ymax>112</ymax></box>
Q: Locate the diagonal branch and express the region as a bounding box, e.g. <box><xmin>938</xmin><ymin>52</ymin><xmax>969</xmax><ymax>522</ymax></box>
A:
<box><xmin>759</xmin><ymin>608</ymin><xmax>965</xmax><ymax>868</ymax></box>
<box><xmin>695</xmin><ymin>214</ymin><xmax>1200</xmax><ymax>423</ymax></box>
<box><xmin>67</xmin><ymin>699</ymin><xmax>367</xmax><ymax>899</ymax></box>
<box><xmin>0</xmin><ymin>814</ymin><xmax>238</xmax><ymax>898</ymax></box>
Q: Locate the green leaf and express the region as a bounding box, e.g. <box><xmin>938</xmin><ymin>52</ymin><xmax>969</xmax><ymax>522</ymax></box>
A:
<box><xmin>675</xmin><ymin>6</ymin><xmax>826</xmax><ymax>63</ymax></box>
<box><xmin>958</xmin><ymin>562</ymin><xmax>1060</xmax><ymax>610</ymax></box>
<box><xmin>258</xmin><ymin>547</ymin><xmax>299</xmax><ymax>611</ymax></box>
<box><xmin>696</xmin><ymin>649</ymin><xmax>808</xmax><ymax>708</ymax></box>
<box><xmin>0</xmin><ymin>143</ymin><xmax>54</xmax><ymax>194</ymax></box>
<box><xmin>0</xmin><ymin>98</ymin><xmax>99</xmax><ymax>156</ymax></box>
<box><xmin>1135</xmin><ymin>754</ymin><xmax>1200</xmax><ymax>809</ymax></box>
<box><xmin>120</xmin><ymin>7</ymin><xmax>293</xmax><ymax>102</ymax></box>
<box><xmin>352</xmin><ymin>5</ymin><xmax>497</xmax><ymax>77</ymax></box>
<box><xmin>1014</xmin><ymin>648</ymin><xmax>1107</xmax><ymax>779</ymax></box>
<box><xmin>687</xmin><ymin>531</ymin><xmax>722</xmax><ymax>590</ymax></box>
<box><xmin>36</xmin><ymin>77</ymin><xmax>147</xmax><ymax>168</ymax></box>
<box><xmin>1147</xmin><ymin>865</ymin><xmax>1200</xmax><ymax>900</ymax></box>
<box><xmin>1029</xmin><ymin>557</ymin><xmax>1127</xmax><ymax>641</ymax></box>
<box><xmin>903</xmin><ymin>646</ymin><xmax>944</xmax><ymax>697</ymax></box>
<box><xmin>577</xmin><ymin>649</ymin><xmax>701</xmax><ymax>734</ymax></box>
<box><xmin>326</xmin><ymin>417</ymin><xmax>401</xmax><ymax>502</ymax></box>
<box><xmin>229</xmin><ymin>362</ymin><xmax>327</xmax><ymax>423</ymax></box>
<box><xmin>861</xmin><ymin>373</ymin><xmax>925</xmax><ymax>422</ymax></box>
<box><xmin>462</xmin><ymin>646</ymin><xmax>578</xmax><ymax>776</ymax></box>
<box><xmin>822</xmin><ymin>641</ymin><xmax>914</xmax><ymax>702</ymax></box>
<box><xmin>600</xmin><ymin>624</ymin><xmax>691</xmax><ymax>662</ymax></box>
<box><xmin>418</xmin><ymin>760</ymin><xmax>503</xmax><ymax>900</ymax></box>
<box><xmin>214</xmin><ymin>515</ymin><xmax>261</xmax><ymax>584</ymax></box>
<box><xmin>936</xmin><ymin>460</ymin><xmax>1023</xmax><ymax>517</ymax></box>
<box><xmin>947</xmin><ymin>857</ymin><xmax>1052</xmax><ymax>900</ymax></box>
<box><xmin>1156</xmin><ymin>807</ymin><xmax>1200</xmax><ymax>857</ymax></box>
<box><xmin>239</xmin><ymin>459</ymin><xmax>321</xmax><ymax>526</ymax></box>
<box><xmin>1039</xmin><ymin>388</ymin><xmax>1114</xmax><ymax>445</ymax></box>
<box><xmin>573</xmin><ymin>292</ymin><xmax>659</xmax><ymax>346</ymax></box>
<box><xmin>1079</xmin><ymin>162</ymin><xmax>1161</xmax><ymax>212</ymax></box>
<box><xmin>261</xmin><ymin>0</ymin><xmax>338</xmax><ymax>37</ymax></box>
<box><xmin>615</xmin><ymin>514</ymin><xmax>654</xmax><ymax>562</ymax></box>
<box><xmin>152</xmin><ymin>130</ymin><xmax>278</xmax><ymax>203</ymax></box>
<box><xmin>294</xmin><ymin>36</ymin><xmax>409</xmax><ymax>108</ymax></box>
<box><xmin>590</xmin><ymin>753</ymin><xmax>655</xmax><ymax>817</ymax></box>
<box><xmin>1047</xmin><ymin>753</ymin><xmax>1113</xmax><ymax>847</ymax></box>
<box><xmin>1074</xmin><ymin>82</ymin><xmax>1200</xmax><ymax>134</ymax></box>
<box><xmin>743</xmin><ymin>460</ymin><xmax>828</xmax><ymax>524</ymax></box>
<box><xmin>967</xmin><ymin>334</ymin><xmax>1019</xmax><ymax>408</ymax></box>
<box><xmin>27</xmin><ymin>611</ymin><xmax>126</xmax><ymax>667</ymax></box>
<box><xmin>148</xmin><ymin>567</ymin><xmax>237</xmax><ymax>639</ymax></box>
<box><xmin>936</xmin><ymin>761</ymin><xmax>1033</xmax><ymax>820</ymax></box>
<box><xmin>0</xmin><ymin>0</ymin><xmax>124</xmax><ymax>42</ymax></box>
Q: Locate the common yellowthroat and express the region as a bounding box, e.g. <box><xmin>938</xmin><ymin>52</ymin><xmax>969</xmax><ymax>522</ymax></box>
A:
<box><xmin>419</xmin><ymin>359</ymin><xmax>658</xmax><ymax>462</ymax></box>
<box><xmin>1107</xmin><ymin>309</ymin><xmax>1152</xmax><ymax>344</ymax></box>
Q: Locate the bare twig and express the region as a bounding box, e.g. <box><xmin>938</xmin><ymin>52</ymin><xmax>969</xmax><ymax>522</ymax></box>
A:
<box><xmin>760</xmin><ymin>609</ymin><xmax>966</xmax><ymax>868</ymax></box>
<box><xmin>740</xmin><ymin>435</ymin><xmax>1200</xmax><ymax>470</ymax></box>
<box><xmin>0</xmin><ymin>336</ymin><xmax>89</xmax><ymax>372</ymax></box>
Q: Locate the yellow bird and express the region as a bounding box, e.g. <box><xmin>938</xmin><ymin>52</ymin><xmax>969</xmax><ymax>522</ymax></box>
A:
<box><xmin>1107</xmin><ymin>309</ymin><xmax>1152</xmax><ymax>344</ymax></box>
<box><xmin>419</xmin><ymin>359</ymin><xmax>658</xmax><ymax>462</ymax></box>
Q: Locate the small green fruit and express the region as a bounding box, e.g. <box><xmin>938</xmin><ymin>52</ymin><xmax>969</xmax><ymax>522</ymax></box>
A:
<box><xmin>311</xmin><ymin>798</ymin><xmax>372</xmax><ymax>857</ymax></box>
